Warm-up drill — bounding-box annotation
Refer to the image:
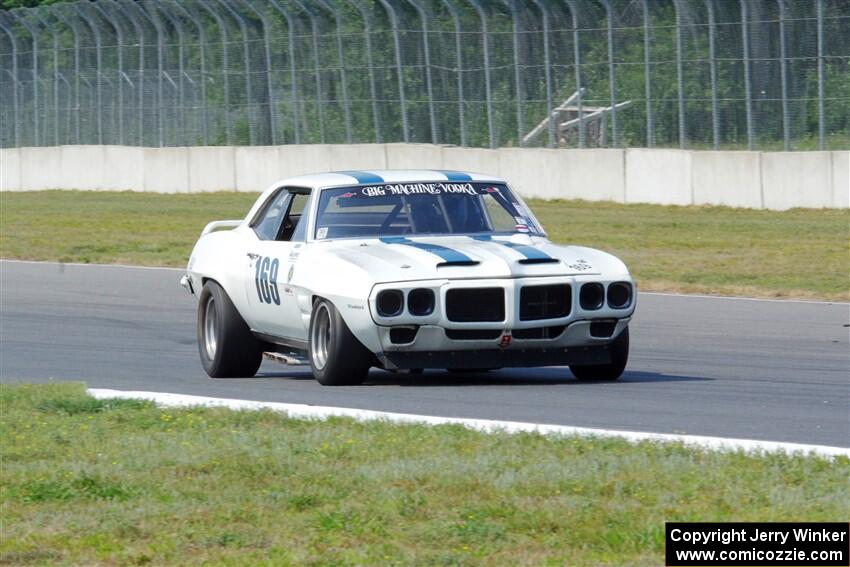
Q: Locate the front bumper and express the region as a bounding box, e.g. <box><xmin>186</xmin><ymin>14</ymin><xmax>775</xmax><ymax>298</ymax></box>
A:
<box><xmin>375</xmin><ymin>317</ymin><xmax>629</xmax><ymax>369</ymax></box>
<box><xmin>378</xmin><ymin>315</ymin><xmax>629</xmax><ymax>348</ymax></box>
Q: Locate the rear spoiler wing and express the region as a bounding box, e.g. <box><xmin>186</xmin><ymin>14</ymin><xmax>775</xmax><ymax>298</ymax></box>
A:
<box><xmin>201</xmin><ymin>219</ymin><xmax>242</xmax><ymax>236</ymax></box>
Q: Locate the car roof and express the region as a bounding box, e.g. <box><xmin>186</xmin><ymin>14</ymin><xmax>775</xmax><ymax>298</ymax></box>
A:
<box><xmin>270</xmin><ymin>169</ymin><xmax>505</xmax><ymax>189</ymax></box>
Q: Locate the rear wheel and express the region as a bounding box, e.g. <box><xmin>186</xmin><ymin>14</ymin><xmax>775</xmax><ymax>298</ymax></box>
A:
<box><xmin>569</xmin><ymin>327</ymin><xmax>629</xmax><ymax>381</ymax></box>
<box><xmin>197</xmin><ymin>280</ymin><xmax>263</xmax><ymax>378</ymax></box>
<box><xmin>309</xmin><ymin>299</ymin><xmax>372</xmax><ymax>385</ymax></box>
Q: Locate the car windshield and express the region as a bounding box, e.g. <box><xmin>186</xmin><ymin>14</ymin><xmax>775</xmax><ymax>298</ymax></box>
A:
<box><xmin>314</xmin><ymin>182</ymin><xmax>542</xmax><ymax>240</ymax></box>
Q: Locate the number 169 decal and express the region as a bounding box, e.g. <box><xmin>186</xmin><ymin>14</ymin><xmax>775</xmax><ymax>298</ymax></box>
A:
<box><xmin>254</xmin><ymin>256</ymin><xmax>280</xmax><ymax>305</ymax></box>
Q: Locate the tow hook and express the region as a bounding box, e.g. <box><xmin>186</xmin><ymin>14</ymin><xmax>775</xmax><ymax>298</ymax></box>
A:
<box><xmin>179</xmin><ymin>275</ymin><xmax>195</xmax><ymax>296</ymax></box>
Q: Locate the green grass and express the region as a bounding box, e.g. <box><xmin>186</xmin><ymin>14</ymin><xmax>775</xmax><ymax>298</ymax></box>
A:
<box><xmin>1</xmin><ymin>191</ymin><xmax>847</xmax><ymax>300</ymax></box>
<box><xmin>533</xmin><ymin>200</ymin><xmax>850</xmax><ymax>301</ymax></box>
<box><xmin>1</xmin><ymin>383</ymin><xmax>847</xmax><ymax>566</ymax></box>
<box><xmin>0</xmin><ymin>190</ymin><xmax>257</xmax><ymax>268</ymax></box>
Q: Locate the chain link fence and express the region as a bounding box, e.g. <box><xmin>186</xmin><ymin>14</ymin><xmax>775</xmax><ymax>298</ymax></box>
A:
<box><xmin>1</xmin><ymin>0</ymin><xmax>848</xmax><ymax>150</ymax></box>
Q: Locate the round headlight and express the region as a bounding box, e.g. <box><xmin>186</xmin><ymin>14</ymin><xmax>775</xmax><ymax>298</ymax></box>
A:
<box><xmin>376</xmin><ymin>289</ymin><xmax>404</xmax><ymax>317</ymax></box>
<box><xmin>607</xmin><ymin>282</ymin><xmax>632</xmax><ymax>309</ymax></box>
<box><xmin>407</xmin><ymin>288</ymin><xmax>435</xmax><ymax>316</ymax></box>
<box><xmin>579</xmin><ymin>283</ymin><xmax>604</xmax><ymax>310</ymax></box>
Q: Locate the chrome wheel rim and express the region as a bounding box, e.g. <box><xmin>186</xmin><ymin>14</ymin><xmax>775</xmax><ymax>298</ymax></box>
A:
<box><xmin>203</xmin><ymin>295</ymin><xmax>217</xmax><ymax>360</ymax></box>
<box><xmin>310</xmin><ymin>303</ymin><xmax>331</xmax><ymax>370</ymax></box>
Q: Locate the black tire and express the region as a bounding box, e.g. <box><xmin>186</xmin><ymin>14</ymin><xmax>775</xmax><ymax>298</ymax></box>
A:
<box><xmin>308</xmin><ymin>299</ymin><xmax>372</xmax><ymax>385</ymax></box>
<box><xmin>197</xmin><ymin>280</ymin><xmax>263</xmax><ymax>378</ymax></box>
<box><xmin>569</xmin><ymin>327</ymin><xmax>629</xmax><ymax>381</ymax></box>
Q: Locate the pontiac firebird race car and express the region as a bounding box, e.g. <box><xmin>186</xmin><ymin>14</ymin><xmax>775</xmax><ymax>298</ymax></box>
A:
<box><xmin>181</xmin><ymin>170</ymin><xmax>636</xmax><ymax>385</ymax></box>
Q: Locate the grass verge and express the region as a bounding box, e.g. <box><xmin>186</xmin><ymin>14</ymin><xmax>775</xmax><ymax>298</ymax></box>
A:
<box><xmin>1</xmin><ymin>191</ymin><xmax>847</xmax><ymax>300</ymax></box>
<box><xmin>2</xmin><ymin>383</ymin><xmax>848</xmax><ymax>565</ymax></box>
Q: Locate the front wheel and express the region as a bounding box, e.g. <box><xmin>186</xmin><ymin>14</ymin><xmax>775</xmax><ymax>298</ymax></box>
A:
<box><xmin>569</xmin><ymin>327</ymin><xmax>629</xmax><ymax>381</ymax></box>
<box><xmin>197</xmin><ymin>280</ymin><xmax>263</xmax><ymax>378</ymax></box>
<box><xmin>309</xmin><ymin>299</ymin><xmax>372</xmax><ymax>385</ymax></box>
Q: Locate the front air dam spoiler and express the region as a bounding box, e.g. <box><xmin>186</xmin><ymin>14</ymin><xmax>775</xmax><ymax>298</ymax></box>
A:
<box><xmin>377</xmin><ymin>344</ymin><xmax>611</xmax><ymax>371</ymax></box>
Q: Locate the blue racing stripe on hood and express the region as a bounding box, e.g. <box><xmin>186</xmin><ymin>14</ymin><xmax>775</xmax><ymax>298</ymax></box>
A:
<box><xmin>438</xmin><ymin>170</ymin><xmax>473</xmax><ymax>182</ymax></box>
<box><xmin>380</xmin><ymin>237</ymin><xmax>474</xmax><ymax>264</ymax></box>
<box><xmin>338</xmin><ymin>170</ymin><xmax>384</xmax><ymax>184</ymax></box>
<box><xmin>472</xmin><ymin>235</ymin><xmax>552</xmax><ymax>261</ymax></box>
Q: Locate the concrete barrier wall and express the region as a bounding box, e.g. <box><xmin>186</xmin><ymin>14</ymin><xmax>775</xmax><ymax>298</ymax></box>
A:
<box><xmin>1</xmin><ymin>144</ymin><xmax>847</xmax><ymax>210</ymax></box>
<box><xmin>0</xmin><ymin>148</ymin><xmax>20</xmax><ymax>191</ymax></box>
<box><xmin>833</xmin><ymin>151</ymin><xmax>850</xmax><ymax>209</ymax></box>
<box><xmin>692</xmin><ymin>151</ymin><xmax>762</xmax><ymax>208</ymax></box>
<box><xmin>626</xmin><ymin>149</ymin><xmax>692</xmax><ymax>206</ymax></box>
<box><xmin>761</xmin><ymin>151</ymin><xmax>834</xmax><ymax>210</ymax></box>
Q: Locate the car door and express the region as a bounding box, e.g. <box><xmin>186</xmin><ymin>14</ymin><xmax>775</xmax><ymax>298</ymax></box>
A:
<box><xmin>244</xmin><ymin>187</ymin><xmax>311</xmax><ymax>341</ymax></box>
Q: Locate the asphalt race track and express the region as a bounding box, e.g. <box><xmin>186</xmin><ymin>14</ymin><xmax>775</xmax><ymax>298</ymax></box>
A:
<box><xmin>1</xmin><ymin>260</ymin><xmax>848</xmax><ymax>448</ymax></box>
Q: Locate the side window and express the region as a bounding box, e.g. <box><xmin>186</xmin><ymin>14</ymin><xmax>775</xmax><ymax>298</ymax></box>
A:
<box><xmin>252</xmin><ymin>190</ymin><xmax>291</xmax><ymax>241</ymax></box>
<box><xmin>286</xmin><ymin>193</ymin><xmax>312</xmax><ymax>242</ymax></box>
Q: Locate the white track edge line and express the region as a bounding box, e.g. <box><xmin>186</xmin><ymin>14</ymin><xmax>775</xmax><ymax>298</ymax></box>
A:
<box><xmin>0</xmin><ymin>258</ymin><xmax>184</xmax><ymax>272</ymax></box>
<box><xmin>638</xmin><ymin>291</ymin><xmax>848</xmax><ymax>305</ymax></box>
<box><xmin>5</xmin><ymin>260</ymin><xmax>846</xmax><ymax>305</ymax></box>
<box><xmin>88</xmin><ymin>389</ymin><xmax>849</xmax><ymax>459</ymax></box>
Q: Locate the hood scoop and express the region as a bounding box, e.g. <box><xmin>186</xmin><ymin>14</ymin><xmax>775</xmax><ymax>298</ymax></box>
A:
<box><xmin>518</xmin><ymin>258</ymin><xmax>560</xmax><ymax>265</ymax></box>
<box><xmin>437</xmin><ymin>260</ymin><xmax>480</xmax><ymax>268</ymax></box>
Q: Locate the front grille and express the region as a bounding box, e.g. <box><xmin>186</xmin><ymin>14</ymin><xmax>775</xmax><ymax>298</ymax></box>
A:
<box><xmin>520</xmin><ymin>284</ymin><xmax>571</xmax><ymax>321</ymax></box>
<box><xmin>513</xmin><ymin>325</ymin><xmax>566</xmax><ymax>340</ymax></box>
<box><xmin>445</xmin><ymin>288</ymin><xmax>505</xmax><ymax>322</ymax></box>
<box><xmin>445</xmin><ymin>329</ymin><xmax>502</xmax><ymax>340</ymax></box>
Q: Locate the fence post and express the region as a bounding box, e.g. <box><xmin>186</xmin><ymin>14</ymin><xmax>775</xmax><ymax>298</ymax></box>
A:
<box><xmin>347</xmin><ymin>0</ymin><xmax>381</xmax><ymax>143</ymax></box>
<box><xmin>639</xmin><ymin>0</ymin><xmax>653</xmax><ymax>147</ymax></box>
<box><xmin>407</xmin><ymin>0</ymin><xmax>439</xmax><ymax>144</ymax></box>
<box><xmin>502</xmin><ymin>0</ymin><xmax>525</xmax><ymax>146</ymax></box>
<box><xmin>376</xmin><ymin>0</ymin><xmax>409</xmax><ymax>143</ymax></box>
<box><xmin>775</xmin><ymin>0</ymin><xmax>789</xmax><ymax>151</ymax></box>
<box><xmin>10</xmin><ymin>10</ymin><xmax>39</xmax><ymax>146</ymax></box>
<box><xmin>216</xmin><ymin>0</ymin><xmax>255</xmax><ymax>146</ymax></box>
<box><xmin>740</xmin><ymin>0</ymin><xmax>754</xmax><ymax>150</ymax></box>
<box><xmin>290</xmin><ymin>0</ymin><xmax>326</xmax><ymax>144</ymax></box>
<box><xmin>91</xmin><ymin>2</ymin><xmax>125</xmax><ymax>145</ymax></box>
<box><xmin>105</xmin><ymin>0</ymin><xmax>142</xmax><ymax>146</ymax></box>
<box><xmin>673</xmin><ymin>0</ymin><xmax>685</xmax><ymax>148</ymax></box>
<box><xmin>816</xmin><ymin>0</ymin><xmax>824</xmax><ymax>150</ymax></box>
<box><xmin>169</xmin><ymin>0</ymin><xmax>209</xmax><ymax>145</ymax></box>
<box><xmin>598</xmin><ymin>0</ymin><xmax>618</xmax><ymax>147</ymax></box>
<box><xmin>196</xmin><ymin>0</ymin><xmax>232</xmax><ymax>145</ymax></box>
<box><xmin>50</xmin><ymin>5</ymin><xmax>82</xmax><ymax>144</ymax></box>
<box><xmin>153</xmin><ymin>3</ymin><xmax>189</xmax><ymax>146</ymax></box>
<box><xmin>441</xmin><ymin>0</ymin><xmax>465</xmax><ymax>147</ymax></box>
<box><xmin>467</xmin><ymin>0</ymin><xmax>494</xmax><ymax>148</ymax></box>
<box><xmin>0</xmin><ymin>14</ymin><xmax>20</xmax><ymax>147</ymax></box>
<box><xmin>73</xmin><ymin>4</ymin><xmax>107</xmax><ymax>145</ymax></box>
<box><xmin>234</xmin><ymin>0</ymin><xmax>278</xmax><ymax>145</ymax></box>
<box><xmin>563</xmin><ymin>0</ymin><xmax>585</xmax><ymax>148</ymax></box>
<box><xmin>26</xmin><ymin>8</ymin><xmax>59</xmax><ymax>146</ymax></box>
<box><xmin>705</xmin><ymin>0</ymin><xmax>719</xmax><ymax>149</ymax></box>
<box><xmin>267</xmin><ymin>0</ymin><xmax>300</xmax><ymax>145</ymax></box>
<box><xmin>530</xmin><ymin>0</ymin><xmax>555</xmax><ymax>147</ymax></box>
<box><xmin>123</xmin><ymin>0</ymin><xmax>165</xmax><ymax>146</ymax></box>
<box><xmin>315</xmin><ymin>0</ymin><xmax>353</xmax><ymax>144</ymax></box>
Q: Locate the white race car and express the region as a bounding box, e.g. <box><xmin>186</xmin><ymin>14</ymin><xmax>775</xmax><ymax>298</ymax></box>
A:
<box><xmin>182</xmin><ymin>170</ymin><xmax>635</xmax><ymax>385</ymax></box>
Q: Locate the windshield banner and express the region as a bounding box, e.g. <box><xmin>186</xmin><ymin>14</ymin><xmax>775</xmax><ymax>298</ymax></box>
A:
<box><xmin>351</xmin><ymin>183</ymin><xmax>484</xmax><ymax>198</ymax></box>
